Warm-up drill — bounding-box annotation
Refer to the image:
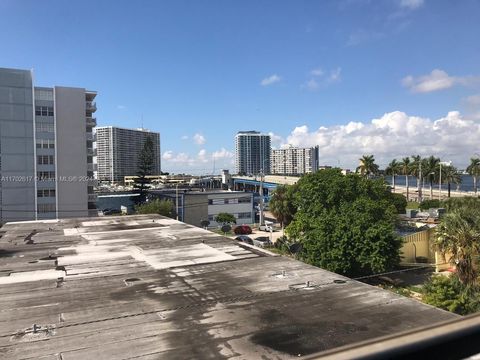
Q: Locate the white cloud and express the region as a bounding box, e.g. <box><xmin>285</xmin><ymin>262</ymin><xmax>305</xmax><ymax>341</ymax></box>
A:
<box><xmin>117</xmin><ymin>105</ymin><xmax>126</xmax><ymax>110</ymax></box>
<box><xmin>347</xmin><ymin>29</ymin><xmax>385</xmax><ymax>46</ymax></box>
<box><xmin>161</xmin><ymin>148</ymin><xmax>236</xmax><ymax>174</ymax></box>
<box><xmin>281</xmin><ymin>111</ymin><xmax>480</xmax><ymax>169</ymax></box>
<box><xmin>193</xmin><ymin>133</ymin><xmax>206</xmax><ymax>145</ymax></box>
<box><xmin>399</xmin><ymin>0</ymin><xmax>424</xmax><ymax>10</ymax></box>
<box><xmin>302</xmin><ymin>78</ymin><xmax>319</xmax><ymax>90</ymax></box>
<box><xmin>328</xmin><ymin>67</ymin><xmax>342</xmax><ymax>83</ymax></box>
<box><xmin>402</xmin><ymin>69</ymin><xmax>480</xmax><ymax>93</ymax></box>
<box><xmin>268</xmin><ymin>132</ymin><xmax>285</xmax><ymax>149</ymax></box>
<box><xmin>162</xmin><ymin>151</ymin><xmax>174</xmax><ymax>160</ymax></box>
<box><xmin>310</xmin><ymin>68</ymin><xmax>324</xmax><ymax>76</ymax></box>
<box><xmin>181</xmin><ymin>135</ymin><xmax>189</xmax><ymax>140</ymax></box>
<box><xmin>197</xmin><ymin>149</ymin><xmax>208</xmax><ymax>163</ymax></box>
<box><xmin>465</xmin><ymin>94</ymin><xmax>480</xmax><ymax>106</ymax></box>
<box><xmin>260</xmin><ymin>74</ymin><xmax>281</xmax><ymax>86</ymax></box>
<box><xmin>212</xmin><ymin>148</ymin><xmax>234</xmax><ymax>159</ymax></box>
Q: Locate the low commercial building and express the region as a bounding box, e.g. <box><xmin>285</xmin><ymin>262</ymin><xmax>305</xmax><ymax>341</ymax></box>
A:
<box><xmin>0</xmin><ymin>215</ymin><xmax>458</xmax><ymax>359</ymax></box>
<box><xmin>150</xmin><ymin>189</ymin><xmax>254</xmax><ymax>227</ymax></box>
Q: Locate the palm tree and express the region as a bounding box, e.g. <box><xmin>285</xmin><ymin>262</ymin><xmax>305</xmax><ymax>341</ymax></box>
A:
<box><xmin>410</xmin><ymin>155</ymin><xmax>422</xmax><ymax>188</ymax></box>
<box><xmin>466</xmin><ymin>157</ymin><xmax>480</xmax><ymax>195</ymax></box>
<box><xmin>442</xmin><ymin>165</ymin><xmax>462</xmax><ymax>198</ymax></box>
<box><xmin>269</xmin><ymin>185</ymin><xmax>296</xmax><ymax>234</ymax></box>
<box><xmin>385</xmin><ymin>159</ymin><xmax>402</xmax><ymax>190</ymax></box>
<box><xmin>400</xmin><ymin>157</ymin><xmax>411</xmax><ymax>201</ymax></box>
<box><xmin>435</xmin><ymin>201</ymin><xmax>480</xmax><ymax>285</ymax></box>
<box><xmin>356</xmin><ymin>155</ymin><xmax>379</xmax><ymax>178</ymax></box>
<box><xmin>423</xmin><ymin>156</ymin><xmax>440</xmax><ymax>199</ymax></box>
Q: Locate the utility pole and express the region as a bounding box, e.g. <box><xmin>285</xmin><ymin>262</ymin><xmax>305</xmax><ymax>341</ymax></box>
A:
<box><xmin>259</xmin><ymin>169</ymin><xmax>265</xmax><ymax>226</ymax></box>
<box><xmin>418</xmin><ymin>161</ymin><xmax>423</xmax><ymax>203</ymax></box>
<box><xmin>175</xmin><ymin>184</ymin><xmax>179</xmax><ymax>221</ymax></box>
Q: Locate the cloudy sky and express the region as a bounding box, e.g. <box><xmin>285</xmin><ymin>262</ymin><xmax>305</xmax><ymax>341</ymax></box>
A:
<box><xmin>2</xmin><ymin>0</ymin><xmax>479</xmax><ymax>172</ymax></box>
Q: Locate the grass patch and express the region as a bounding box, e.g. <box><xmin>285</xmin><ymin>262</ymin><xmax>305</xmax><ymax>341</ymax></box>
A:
<box><xmin>406</xmin><ymin>201</ymin><xmax>420</xmax><ymax>209</ymax></box>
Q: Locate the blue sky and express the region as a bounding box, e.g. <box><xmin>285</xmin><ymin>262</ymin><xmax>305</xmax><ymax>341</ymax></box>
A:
<box><xmin>1</xmin><ymin>0</ymin><xmax>479</xmax><ymax>173</ymax></box>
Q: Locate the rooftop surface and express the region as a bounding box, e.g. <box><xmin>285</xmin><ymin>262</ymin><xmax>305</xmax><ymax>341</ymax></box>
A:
<box><xmin>0</xmin><ymin>215</ymin><xmax>457</xmax><ymax>359</ymax></box>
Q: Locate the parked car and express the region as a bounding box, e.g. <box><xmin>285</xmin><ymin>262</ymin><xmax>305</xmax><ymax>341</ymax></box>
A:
<box><xmin>253</xmin><ymin>236</ymin><xmax>273</xmax><ymax>248</ymax></box>
<box><xmin>235</xmin><ymin>235</ymin><xmax>253</xmax><ymax>245</ymax></box>
<box><xmin>259</xmin><ymin>224</ymin><xmax>274</xmax><ymax>232</ymax></box>
<box><xmin>234</xmin><ymin>225</ymin><xmax>252</xmax><ymax>235</ymax></box>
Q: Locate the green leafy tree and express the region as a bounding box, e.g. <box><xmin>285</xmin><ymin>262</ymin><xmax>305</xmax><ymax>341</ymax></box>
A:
<box><xmin>466</xmin><ymin>157</ymin><xmax>480</xmax><ymax>195</ymax></box>
<box><xmin>215</xmin><ymin>212</ymin><xmax>236</xmax><ymax>225</ymax></box>
<box><xmin>286</xmin><ymin>169</ymin><xmax>402</xmax><ymax>277</ymax></box>
<box><xmin>434</xmin><ymin>199</ymin><xmax>480</xmax><ymax>285</ymax></box>
<box><xmin>269</xmin><ymin>184</ymin><xmax>296</xmax><ymax>232</ymax></box>
<box><xmin>390</xmin><ymin>193</ymin><xmax>407</xmax><ymax>214</ymax></box>
<box><xmin>419</xmin><ymin>199</ymin><xmax>442</xmax><ymax>211</ymax></box>
<box><xmin>441</xmin><ymin>165</ymin><xmax>462</xmax><ymax>198</ymax></box>
<box><xmin>400</xmin><ymin>157</ymin><xmax>411</xmax><ymax>201</ymax></box>
<box><xmin>133</xmin><ymin>136</ymin><xmax>155</xmax><ymax>204</ymax></box>
<box><xmin>423</xmin><ymin>275</ymin><xmax>480</xmax><ymax>315</ymax></box>
<box><xmin>356</xmin><ymin>154</ymin><xmax>379</xmax><ymax>178</ymax></box>
<box><xmin>135</xmin><ymin>199</ymin><xmax>175</xmax><ymax>218</ymax></box>
<box><xmin>385</xmin><ymin>159</ymin><xmax>402</xmax><ymax>190</ymax></box>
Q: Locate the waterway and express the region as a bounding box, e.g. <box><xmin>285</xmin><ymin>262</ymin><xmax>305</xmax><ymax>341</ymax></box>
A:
<box><xmin>384</xmin><ymin>175</ymin><xmax>478</xmax><ymax>193</ymax></box>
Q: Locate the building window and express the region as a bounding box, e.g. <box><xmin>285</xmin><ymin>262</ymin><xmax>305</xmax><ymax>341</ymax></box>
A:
<box><xmin>238</xmin><ymin>212</ymin><xmax>252</xmax><ymax>219</ymax></box>
<box><xmin>35</xmin><ymin>106</ymin><xmax>54</xmax><ymax>117</ymax></box>
<box><xmin>37</xmin><ymin>155</ymin><xmax>54</xmax><ymax>165</ymax></box>
<box><xmin>238</xmin><ymin>197</ymin><xmax>251</xmax><ymax>203</ymax></box>
<box><xmin>37</xmin><ymin>171</ymin><xmax>56</xmax><ymax>181</ymax></box>
<box><xmin>37</xmin><ymin>203</ymin><xmax>56</xmax><ymax>213</ymax></box>
<box><xmin>37</xmin><ymin>189</ymin><xmax>56</xmax><ymax>197</ymax></box>
<box><xmin>36</xmin><ymin>122</ymin><xmax>54</xmax><ymax>133</ymax></box>
<box><xmin>208</xmin><ymin>215</ymin><xmax>215</xmax><ymax>221</ymax></box>
<box><xmin>36</xmin><ymin>139</ymin><xmax>55</xmax><ymax>149</ymax></box>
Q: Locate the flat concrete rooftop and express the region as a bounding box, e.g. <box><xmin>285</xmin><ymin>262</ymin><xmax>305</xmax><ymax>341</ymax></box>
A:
<box><xmin>0</xmin><ymin>215</ymin><xmax>457</xmax><ymax>359</ymax></box>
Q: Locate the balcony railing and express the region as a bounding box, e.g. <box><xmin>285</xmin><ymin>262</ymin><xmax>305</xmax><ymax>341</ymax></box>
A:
<box><xmin>86</xmin><ymin>101</ymin><xmax>97</xmax><ymax>112</ymax></box>
<box><xmin>86</xmin><ymin>117</ymin><xmax>97</xmax><ymax>126</ymax></box>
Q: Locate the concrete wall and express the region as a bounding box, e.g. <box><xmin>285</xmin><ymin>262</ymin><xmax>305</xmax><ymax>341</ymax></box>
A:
<box><xmin>0</xmin><ymin>68</ymin><xmax>36</xmax><ymax>222</ymax></box>
<box><xmin>400</xmin><ymin>227</ymin><xmax>451</xmax><ymax>271</ymax></box>
<box><xmin>183</xmin><ymin>193</ymin><xmax>208</xmax><ymax>228</ymax></box>
<box><xmin>55</xmin><ymin>87</ymin><xmax>88</xmax><ymax>218</ymax></box>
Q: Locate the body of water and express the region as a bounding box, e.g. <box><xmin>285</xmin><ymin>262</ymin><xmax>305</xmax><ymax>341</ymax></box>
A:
<box><xmin>384</xmin><ymin>175</ymin><xmax>478</xmax><ymax>193</ymax></box>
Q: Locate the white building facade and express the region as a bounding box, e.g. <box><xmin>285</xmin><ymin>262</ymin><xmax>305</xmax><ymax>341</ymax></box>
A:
<box><xmin>0</xmin><ymin>67</ymin><xmax>97</xmax><ymax>222</ymax></box>
<box><xmin>271</xmin><ymin>146</ymin><xmax>319</xmax><ymax>175</ymax></box>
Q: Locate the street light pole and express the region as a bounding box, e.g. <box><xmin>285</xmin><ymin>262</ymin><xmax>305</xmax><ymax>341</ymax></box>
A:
<box><xmin>176</xmin><ymin>184</ymin><xmax>179</xmax><ymax>221</ymax></box>
<box><xmin>439</xmin><ymin>162</ymin><xmax>442</xmax><ymax>201</ymax></box>
<box><xmin>259</xmin><ymin>169</ymin><xmax>265</xmax><ymax>226</ymax></box>
<box><xmin>418</xmin><ymin>161</ymin><xmax>422</xmax><ymax>203</ymax></box>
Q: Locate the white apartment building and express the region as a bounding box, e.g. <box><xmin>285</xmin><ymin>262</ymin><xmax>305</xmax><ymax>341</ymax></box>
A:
<box><xmin>235</xmin><ymin>131</ymin><xmax>271</xmax><ymax>175</ymax></box>
<box><xmin>271</xmin><ymin>145</ymin><xmax>319</xmax><ymax>175</ymax></box>
<box><xmin>0</xmin><ymin>67</ymin><xmax>97</xmax><ymax>222</ymax></box>
<box><xmin>95</xmin><ymin>126</ymin><xmax>161</xmax><ymax>183</ymax></box>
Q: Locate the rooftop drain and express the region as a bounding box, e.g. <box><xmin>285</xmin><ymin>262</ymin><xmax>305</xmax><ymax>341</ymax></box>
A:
<box><xmin>124</xmin><ymin>278</ymin><xmax>142</xmax><ymax>286</ymax></box>
<box><xmin>289</xmin><ymin>281</ymin><xmax>316</xmax><ymax>291</ymax></box>
<box><xmin>270</xmin><ymin>270</ymin><xmax>291</xmax><ymax>279</ymax></box>
<box><xmin>11</xmin><ymin>324</ymin><xmax>56</xmax><ymax>342</ymax></box>
<box><xmin>333</xmin><ymin>279</ymin><xmax>347</xmax><ymax>284</ymax></box>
